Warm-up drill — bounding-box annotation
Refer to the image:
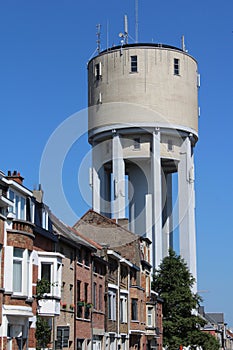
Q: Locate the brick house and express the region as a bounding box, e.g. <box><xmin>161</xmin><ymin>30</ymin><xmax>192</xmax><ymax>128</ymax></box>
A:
<box><xmin>50</xmin><ymin>213</ymin><xmax>106</xmax><ymax>350</ymax></box>
<box><xmin>73</xmin><ymin>210</ymin><xmax>163</xmax><ymax>350</ymax></box>
<box><xmin>0</xmin><ymin>171</ymin><xmax>64</xmax><ymax>350</ymax></box>
<box><xmin>0</xmin><ymin>171</ymin><xmax>163</xmax><ymax>350</ymax></box>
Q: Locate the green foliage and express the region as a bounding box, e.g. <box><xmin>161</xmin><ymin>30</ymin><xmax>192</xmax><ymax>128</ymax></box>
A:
<box><xmin>35</xmin><ymin>316</ymin><xmax>51</xmax><ymax>350</ymax></box>
<box><xmin>36</xmin><ymin>278</ymin><xmax>51</xmax><ymax>299</ymax></box>
<box><xmin>152</xmin><ymin>249</ymin><xmax>217</xmax><ymax>350</ymax></box>
<box><xmin>187</xmin><ymin>330</ymin><xmax>220</xmax><ymax>350</ymax></box>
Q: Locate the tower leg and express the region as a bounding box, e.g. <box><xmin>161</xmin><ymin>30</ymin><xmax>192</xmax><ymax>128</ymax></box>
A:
<box><xmin>152</xmin><ymin>129</ymin><xmax>163</xmax><ymax>271</ymax></box>
<box><xmin>178</xmin><ymin>136</ymin><xmax>197</xmax><ymax>291</ymax></box>
<box><xmin>92</xmin><ymin>143</ymin><xmax>101</xmax><ymax>213</ymax></box>
<box><xmin>112</xmin><ymin>133</ymin><xmax>126</xmax><ymax>219</ymax></box>
<box><xmin>162</xmin><ymin>173</ymin><xmax>173</xmax><ymax>258</ymax></box>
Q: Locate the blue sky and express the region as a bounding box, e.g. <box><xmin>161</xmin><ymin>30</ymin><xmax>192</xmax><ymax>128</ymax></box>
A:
<box><xmin>0</xmin><ymin>1</ymin><xmax>233</xmax><ymax>326</ymax></box>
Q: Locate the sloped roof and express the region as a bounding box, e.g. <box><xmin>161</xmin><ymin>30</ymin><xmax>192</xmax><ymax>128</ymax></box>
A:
<box><xmin>205</xmin><ymin>312</ymin><xmax>224</xmax><ymax>324</ymax></box>
<box><xmin>50</xmin><ymin>211</ymin><xmax>96</xmax><ymax>251</ymax></box>
<box><xmin>73</xmin><ymin>209</ymin><xmax>142</xmax><ymax>248</ymax></box>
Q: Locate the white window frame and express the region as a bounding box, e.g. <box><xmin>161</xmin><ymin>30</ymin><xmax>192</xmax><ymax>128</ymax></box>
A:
<box><xmin>42</xmin><ymin>208</ymin><xmax>49</xmax><ymax>230</ymax></box>
<box><xmin>108</xmin><ymin>289</ymin><xmax>116</xmax><ymax>320</ymax></box>
<box><xmin>147</xmin><ymin>306</ymin><xmax>155</xmax><ymax>328</ymax></box>
<box><xmin>8</xmin><ymin>189</ymin><xmax>26</xmax><ymax>220</ymax></box>
<box><xmin>4</xmin><ymin>246</ymin><xmax>32</xmax><ymax>297</ymax></box>
<box><xmin>38</xmin><ymin>252</ymin><xmax>63</xmax><ymax>298</ymax></box>
<box><xmin>120</xmin><ymin>294</ymin><xmax>128</xmax><ymax>323</ymax></box>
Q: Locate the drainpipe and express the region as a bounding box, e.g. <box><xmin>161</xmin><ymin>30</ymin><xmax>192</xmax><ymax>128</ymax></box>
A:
<box><xmin>74</xmin><ymin>247</ymin><xmax>77</xmax><ymax>349</ymax></box>
<box><xmin>52</xmin><ymin>317</ymin><xmax>56</xmax><ymax>350</ymax></box>
<box><xmin>117</xmin><ymin>261</ymin><xmax>120</xmax><ymax>346</ymax></box>
<box><xmin>91</xmin><ymin>254</ymin><xmax>94</xmax><ymax>350</ymax></box>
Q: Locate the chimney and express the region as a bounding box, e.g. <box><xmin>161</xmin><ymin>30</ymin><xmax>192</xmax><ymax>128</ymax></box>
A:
<box><xmin>6</xmin><ymin>170</ymin><xmax>24</xmax><ymax>185</ymax></box>
<box><xmin>33</xmin><ymin>184</ymin><xmax>44</xmax><ymax>203</ymax></box>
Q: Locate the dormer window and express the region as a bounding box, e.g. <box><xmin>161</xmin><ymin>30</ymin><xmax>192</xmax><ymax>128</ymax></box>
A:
<box><xmin>8</xmin><ymin>190</ymin><xmax>26</xmax><ymax>220</ymax></box>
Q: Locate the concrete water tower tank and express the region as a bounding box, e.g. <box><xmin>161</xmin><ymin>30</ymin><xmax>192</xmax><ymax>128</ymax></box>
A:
<box><xmin>87</xmin><ymin>42</ymin><xmax>200</xmax><ymax>285</ymax></box>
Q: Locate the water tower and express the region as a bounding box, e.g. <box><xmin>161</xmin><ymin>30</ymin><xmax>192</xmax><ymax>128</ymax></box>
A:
<box><xmin>87</xmin><ymin>41</ymin><xmax>200</xmax><ymax>285</ymax></box>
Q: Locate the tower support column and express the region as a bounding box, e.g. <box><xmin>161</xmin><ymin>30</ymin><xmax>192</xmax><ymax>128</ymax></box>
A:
<box><xmin>162</xmin><ymin>173</ymin><xmax>173</xmax><ymax>258</ymax></box>
<box><xmin>178</xmin><ymin>136</ymin><xmax>197</xmax><ymax>290</ymax></box>
<box><xmin>152</xmin><ymin>129</ymin><xmax>163</xmax><ymax>270</ymax></box>
<box><xmin>112</xmin><ymin>132</ymin><xmax>126</xmax><ymax>219</ymax></box>
<box><xmin>92</xmin><ymin>142</ymin><xmax>101</xmax><ymax>213</ymax></box>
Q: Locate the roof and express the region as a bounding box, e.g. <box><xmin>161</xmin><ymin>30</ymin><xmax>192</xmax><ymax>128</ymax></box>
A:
<box><xmin>50</xmin><ymin>211</ymin><xmax>96</xmax><ymax>251</ymax></box>
<box><xmin>205</xmin><ymin>312</ymin><xmax>225</xmax><ymax>324</ymax></box>
<box><xmin>73</xmin><ymin>209</ymin><xmax>143</xmax><ymax>248</ymax></box>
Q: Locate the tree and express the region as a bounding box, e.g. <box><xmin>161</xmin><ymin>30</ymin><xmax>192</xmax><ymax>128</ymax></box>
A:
<box><xmin>35</xmin><ymin>279</ymin><xmax>52</xmax><ymax>350</ymax></box>
<box><xmin>152</xmin><ymin>249</ymin><xmax>219</xmax><ymax>350</ymax></box>
<box><xmin>35</xmin><ymin>316</ymin><xmax>51</xmax><ymax>350</ymax></box>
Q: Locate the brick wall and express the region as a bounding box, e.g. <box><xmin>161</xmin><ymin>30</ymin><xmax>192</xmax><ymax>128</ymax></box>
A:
<box><xmin>7</xmin><ymin>231</ymin><xmax>34</xmax><ymax>250</ymax></box>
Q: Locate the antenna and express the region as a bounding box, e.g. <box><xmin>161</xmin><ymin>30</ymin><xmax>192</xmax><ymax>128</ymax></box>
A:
<box><xmin>181</xmin><ymin>35</ymin><xmax>186</xmax><ymax>51</ymax></box>
<box><xmin>96</xmin><ymin>24</ymin><xmax>101</xmax><ymax>54</ymax></box>
<box><xmin>135</xmin><ymin>0</ymin><xmax>138</xmax><ymax>43</ymax></box>
<box><xmin>124</xmin><ymin>14</ymin><xmax>128</xmax><ymax>44</ymax></box>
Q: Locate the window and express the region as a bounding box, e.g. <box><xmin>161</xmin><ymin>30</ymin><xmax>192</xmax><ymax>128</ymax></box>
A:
<box><xmin>38</xmin><ymin>252</ymin><xmax>63</xmax><ymax>299</ymax></box>
<box><xmin>84</xmin><ymin>283</ymin><xmax>88</xmax><ymax>303</ymax></box>
<box><xmin>133</xmin><ymin>138</ymin><xmax>140</xmax><ymax>150</ymax></box>
<box><xmin>131</xmin><ymin>55</ymin><xmax>138</xmax><ymax>72</ymax></box>
<box><xmin>110</xmin><ymin>335</ymin><xmax>115</xmax><ymax>350</ymax></box>
<box><xmin>13</xmin><ymin>248</ymin><xmax>23</xmax><ymax>293</ymax></box>
<box><xmin>0</xmin><ymin>245</ymin><xmax>2</xmax><ymax>288</ymax></box>
<box><xmin>69</xmin><ymin>284</ymin><xmax>73</xmax><ymax>305</ymax></box>
<box><xmin>131</xmin><ymin>298</ymin><xmax>138</xmax><ymax>320</ymax></box>
<box><xmin>77</xmin><ymin>280</ymin><xmax>81</xmax><ymax>301</ymax></box>
<box><xmin>147</xmin><ymin>307</ymin><xmax>153</xmax><ymax>327</ymax></box>
<box><xmin>41</xmin><ymin>263</ymin><xmax>52</xmax><ymax>293</ymax></box>
<box><xmin>84</xmin><ymin>250</ymin><xmax>89</xmax><ymax>267</ymax></box>
<box><xmin>77</xmin><ymin>339</ymin><xmax>84</xmax><ymax>350</ymax></box>
<box><xmin>108</xmin><ymin>289</ymin><xmax>116</xmax><ymax>320</ymax></box>
<box><xmin>76</xmin><ymin>280</ymin><xmax>83</xmax><ymax>317</ymax></box>
<box><xmin>93</xmin><ymin>282</ymin><xmax>97</xmax><ymax>309</ymax></box>
<box><xmin>77</xmin><ymin>248</ymin><xmax>82</xmax><ymax>264</ymax></box>
<box><xmin>42</xmin><ymin>208</ymin><xmax>49</xmax><ymax>230</ymax></box>
<box><xmin>95</xmin><ymin>62</ymin><xmax>102</xmax><ymax>80</ymax></box>
<box><xmin>174</xmin><ymin>58</ymin><xmax>180</xmax><ymax>75</ymax></box>
<box><xmin>9</xmin><ymin>190</ymin><xmax>26</xmax><ymax>220</ymax></box>
<box><xmin>57</xmin><ymin>326</ymin><xmax>70</xmax><ymax>348</ymax></box>
<box><xmin>120</xmin><ymin>294</ymin><xmax>127</xmax><ymax>323</ymax></box>
<box><xmin>168</xmin><ymin>139</ymin><xmax>173</xmax><ymax>151</ymax></box>
<box><xmin>99</xmin><ymin>285</ymin><xmax>103</xmax><ymax>311</ymax></box>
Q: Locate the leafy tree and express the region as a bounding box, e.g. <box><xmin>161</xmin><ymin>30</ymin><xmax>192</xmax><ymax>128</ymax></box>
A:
<box><xmin>152</xmin><ymin>249</ymin><xmax>219</xmax><ymax>350</ymax></box>
<box><xmin>35</xmin><ymin>279</ymin><xmax>52</xmax><ymax>349</ymax></box>
<box><xmin>35</xmin><ymin>316</ymin><xmax>51</xmax><ymax>350</ymax></box>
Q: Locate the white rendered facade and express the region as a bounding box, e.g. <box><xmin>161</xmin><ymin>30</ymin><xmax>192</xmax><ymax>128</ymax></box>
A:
<box><xmin>88</xmin><ymin>43</ymin><xmax>199</xmax><ymax>288</ymax></box>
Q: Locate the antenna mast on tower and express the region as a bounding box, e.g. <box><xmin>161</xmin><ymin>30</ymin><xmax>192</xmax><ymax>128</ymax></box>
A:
<box><xmin>96</xmin><ymin>24</ymin><xmax>101</xmax><ymax>54</ymax></box>
<box><xmin>135</xmin><ymin>0</ymin><xmax>138</xmax><ymax>43</ymax></box>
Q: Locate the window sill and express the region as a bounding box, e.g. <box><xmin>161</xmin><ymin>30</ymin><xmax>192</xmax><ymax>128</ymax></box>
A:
<box><xmin>11</xmin><ymin>294</ymin><xmax>28</xmax><ymax>300</ymax></box>
<box><xmin>76</xmin><ymin>317</ymin><xmax>91</xmax><ymax>322</ymax></box>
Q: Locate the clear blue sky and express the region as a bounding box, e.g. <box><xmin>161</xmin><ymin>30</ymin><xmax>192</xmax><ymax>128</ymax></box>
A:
<box><xmin>1</xmin><ymin>0</ymin><xmax>233</xmax><ymax>327</ymax></box>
